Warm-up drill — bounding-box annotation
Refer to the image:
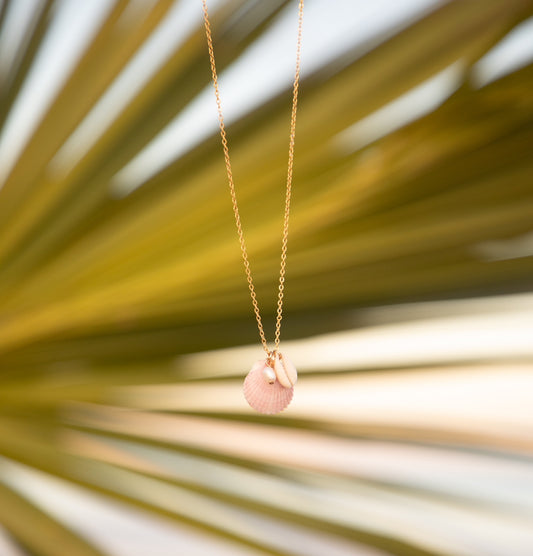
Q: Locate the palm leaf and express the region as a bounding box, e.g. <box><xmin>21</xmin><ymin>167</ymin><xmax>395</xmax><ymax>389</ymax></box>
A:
<box><xmin>1</xmin><ymin>0</ymin><xmax>532</xmax><ymax>554</ymax></box>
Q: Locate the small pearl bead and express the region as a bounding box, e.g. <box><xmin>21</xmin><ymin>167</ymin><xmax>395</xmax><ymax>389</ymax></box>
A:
<box><xmin>262</xmin><ymin>365</ymin><xmax>276</xmax><ymax>384</ymax></box>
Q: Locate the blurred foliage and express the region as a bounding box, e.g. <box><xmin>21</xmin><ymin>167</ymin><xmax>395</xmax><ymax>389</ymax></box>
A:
<box><xmin>0</xmin><ymin>0</ymin><xmax>532</xmax><ymax>555</ymax></box>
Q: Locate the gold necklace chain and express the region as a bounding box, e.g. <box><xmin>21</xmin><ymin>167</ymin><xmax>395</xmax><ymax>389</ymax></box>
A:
<box><xmin>202</xmin><ymin>0</ymin><xmax>304</xmax><ymax>357</ymax></box>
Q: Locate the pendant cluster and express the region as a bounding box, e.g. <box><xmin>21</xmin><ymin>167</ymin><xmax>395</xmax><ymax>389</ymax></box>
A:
<box><xmin>243</xmin><ymin>352</ymin><xmax>297</xmax><ymax>414</ymax></box>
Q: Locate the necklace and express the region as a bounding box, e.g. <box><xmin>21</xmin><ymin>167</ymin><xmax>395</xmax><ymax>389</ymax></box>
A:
<box><xmin>202</xmin><ymin>0</ymin><xmax>304</xmax><ymax>414</ymax></box>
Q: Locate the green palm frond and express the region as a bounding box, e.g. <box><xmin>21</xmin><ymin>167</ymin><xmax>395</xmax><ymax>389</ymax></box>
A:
<box><xmin>1</xmin><ymin>0</ymin><xmax>532</xmax><ymax>555</ymax></box>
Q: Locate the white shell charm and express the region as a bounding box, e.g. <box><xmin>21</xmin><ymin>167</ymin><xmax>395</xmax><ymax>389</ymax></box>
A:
<box><xmin>243</xmin><ymin>357</ymin><xmax>295</xmax><ymax>414</ymax></box>
<box><xmin>273</xmin><ymin>352</ymin><xmax>298</xmax><ymax>388</ymax></box>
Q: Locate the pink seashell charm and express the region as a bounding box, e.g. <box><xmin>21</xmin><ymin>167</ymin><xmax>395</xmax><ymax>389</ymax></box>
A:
<box><xmin>243</xmin><ymin>360</ymin><xmax>294</xmax><ymax>414</ymax></box>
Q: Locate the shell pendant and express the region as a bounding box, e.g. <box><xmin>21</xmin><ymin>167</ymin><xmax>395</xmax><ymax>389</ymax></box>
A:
<box><xmin>243</xmin><ymin>353</ymin><xmax>297</xmax><ymax>414</ymax></box>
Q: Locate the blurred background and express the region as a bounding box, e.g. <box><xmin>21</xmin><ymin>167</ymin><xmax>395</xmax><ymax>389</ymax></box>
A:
<box><xmin>0</xmin><ymin>0</ymin><xmax>533</xmax><ymax>555</ymax></box>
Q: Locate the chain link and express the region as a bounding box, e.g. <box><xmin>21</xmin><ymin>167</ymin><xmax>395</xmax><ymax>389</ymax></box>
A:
<box><xmin>202</xmin><ymin>0</ymin><xmax>304</xmax><ymax>356</ymax></box>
